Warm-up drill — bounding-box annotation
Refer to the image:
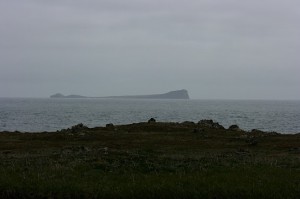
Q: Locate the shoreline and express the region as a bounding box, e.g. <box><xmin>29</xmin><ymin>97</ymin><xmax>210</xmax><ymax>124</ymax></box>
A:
<box><xmin>1</xmin><ymin>98</ymin><xmax>300</xmax><ymax>134</ymax></box>
<box><xmin>1</xmin><ymin>119</ymin><xmax>299</xmax><ymax>198</ymax></box>
<box><xmin>1</xmin><ymin>119</ymin><xmax>299</xmax><ymax>135</ymax></box>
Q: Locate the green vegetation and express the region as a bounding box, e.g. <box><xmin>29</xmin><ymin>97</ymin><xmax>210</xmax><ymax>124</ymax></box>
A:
<box><xmin>0</xmin><ymin>122</ymin><xmax>299</xmax><ymax>198</ymax></box>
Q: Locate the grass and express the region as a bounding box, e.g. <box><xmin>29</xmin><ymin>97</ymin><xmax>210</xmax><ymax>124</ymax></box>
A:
<box><xmin>0</xmin><ymin>122</ymin><xmax>299</xmax><ymax>198</ymax></box>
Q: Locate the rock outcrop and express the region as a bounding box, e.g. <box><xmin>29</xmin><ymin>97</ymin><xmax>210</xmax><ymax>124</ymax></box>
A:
<box><xmin>228</xmin><ymin>125</ymin><xmax>242</xmax><ymax>131</ymax></box>
<box><xmin>198</xmin><ymin>119</ymin><xmax>225</xmax><ymax>129</ymax></box>
<box><xmin>148</xmin><ymin>118</ymin><xmax>156</xmax><ymax>123</ymax></box>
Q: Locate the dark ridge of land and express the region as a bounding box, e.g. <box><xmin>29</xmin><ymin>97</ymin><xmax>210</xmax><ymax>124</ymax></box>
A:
<box><xmin>50</xmin><ymin>89</ymin><xmax>190</xmax><ymax>99</ymax></box>
<box><xmin>0</xmin><ymin>120</ymin><xmax>299</xmax><ymax>199</ymax></box>
<box><xmin>50</xmin><ymin>93</ymin><xmax>87</xmax><ymax>98</ymax></box>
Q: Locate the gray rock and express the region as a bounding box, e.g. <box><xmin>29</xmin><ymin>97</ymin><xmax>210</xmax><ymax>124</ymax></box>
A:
<box><xmin>70</xmin><ymin>123</ymin><xmax>88</xmax><ymax>133</ymax></box>
<box><xmin>148</xmin><ymin>118</ymin><xmax>156</xmax><ymax>123</ymax></box>
<box><xmin>198</xmin><ymin>119</ymin><xmax>225</xmax><ymax>129</ymax></box>
<box><xmin>106</xmin><ymin>123</ymin><xmax>114</xmax><ymax>128</ymax></box>
<box><xmin>251</xmin><ymin>129</ymin><xmax>264</xmax><ymax>133</ymax></box>
<box><xmin>228</xmin><ymin>125</ymin><xmax>242</xmax><ymax>131</ymax></box>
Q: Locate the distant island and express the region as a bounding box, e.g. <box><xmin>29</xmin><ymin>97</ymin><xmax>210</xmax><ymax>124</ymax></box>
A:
<box><xmin>50</xmin><ymin>89</ymin><xmax>190</xmax><ymax>99</ymax></box>
<box><xmin>50</xmin><ymin>93</ymin><xmax>87</xmax><ymax>98</ymax></box>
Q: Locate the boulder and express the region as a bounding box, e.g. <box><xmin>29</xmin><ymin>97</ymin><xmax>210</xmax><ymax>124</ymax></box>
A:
<box><xmin>148</xmin><ymin>118</ymin><xmax>156</xmax><ymax>123</ymax></box>
<box><xmin>106</xmin><ymin>123</ymin><xmax>114</xmax><ymax>128</ymax></box>
<box><xmin>198</xmin><ymin>119</ymin><xmax>225</xmax><ymax>129</ymax></box>
<box><xmin>251</xmin><ymin>129</ymin><xmax>264</xmax><ymax>133</ymax></box>
<box><xmin>228</xmin><ymin>125</ymin><xmax>242</xmax><ymax>131</ymax></box>
<box><xmin>70</xmin><ymin>123</ymin><xmax>88</xmax><ymax>133</ymax></box>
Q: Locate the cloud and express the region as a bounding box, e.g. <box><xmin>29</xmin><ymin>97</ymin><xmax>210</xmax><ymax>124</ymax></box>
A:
<box><xmin>0</xmin><ymin>0</ymin><xmax>299</xmax><ymax>98</ymax></box>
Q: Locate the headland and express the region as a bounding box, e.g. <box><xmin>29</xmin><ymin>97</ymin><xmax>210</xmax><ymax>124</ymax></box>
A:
<box><xmin>0</xmin><ymin>120</ymin><xmax>299</xmax><ymax>198</ymax></box>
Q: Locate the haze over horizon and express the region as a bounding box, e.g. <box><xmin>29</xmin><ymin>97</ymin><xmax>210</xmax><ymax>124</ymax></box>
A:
<box><xmin>1</xmin><ymin>0</ymin><xmax>300</xmax><ymax>99</ymax></box>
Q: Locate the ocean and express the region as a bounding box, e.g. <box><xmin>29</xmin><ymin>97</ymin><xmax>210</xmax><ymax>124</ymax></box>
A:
<box><xmin>0</xmin><ymin>98</ymin><xmax>300</xmax><ymax>133</ymax></box>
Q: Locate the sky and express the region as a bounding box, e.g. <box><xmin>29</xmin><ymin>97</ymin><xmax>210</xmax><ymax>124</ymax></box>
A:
<box><xmin>0</xmin><ymin>0</ymin><xmax>299</xmax><ymax>99</ymax></box>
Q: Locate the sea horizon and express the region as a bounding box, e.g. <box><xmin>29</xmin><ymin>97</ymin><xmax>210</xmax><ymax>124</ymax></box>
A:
<box><xmin>1</xmin><ymin>98</ymin><xmax>300</xmax><ymax>133</ymax></box>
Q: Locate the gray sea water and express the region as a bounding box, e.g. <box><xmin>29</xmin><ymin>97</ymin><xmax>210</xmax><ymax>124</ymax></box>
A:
<box><xmin>0</xmin><ymin>98</ymin><xmax>300</xmax><ymax>133</ymax></box>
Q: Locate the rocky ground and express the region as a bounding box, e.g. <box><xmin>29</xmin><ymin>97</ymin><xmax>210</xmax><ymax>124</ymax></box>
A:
<box><xmin>0</xmin><ymin>119</ymin><xmax>299</xmax><ymax>198</ymax></box>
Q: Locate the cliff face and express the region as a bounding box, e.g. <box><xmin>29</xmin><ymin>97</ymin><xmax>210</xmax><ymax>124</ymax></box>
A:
<box><xmin>50</xmin><ymin>90</ymin><xmax>190</xmax><ymax>99</ymax></box>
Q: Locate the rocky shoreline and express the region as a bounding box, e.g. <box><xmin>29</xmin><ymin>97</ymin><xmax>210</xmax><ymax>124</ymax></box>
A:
<box><xmin>1</xmin><ymin>119</ymin><xmax>288</xmax><ymax>135</ymax></box>
<box><xmin>1</xmin><ymin>119</ymin><xmax>299</xmax><ymax>198</ymax></box>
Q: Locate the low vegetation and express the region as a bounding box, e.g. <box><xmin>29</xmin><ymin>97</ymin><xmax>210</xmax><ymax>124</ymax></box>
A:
<box><xmin>0</xmin><ymin>121</ymin><xmax>299</xmax><ymax>198</ymax></box>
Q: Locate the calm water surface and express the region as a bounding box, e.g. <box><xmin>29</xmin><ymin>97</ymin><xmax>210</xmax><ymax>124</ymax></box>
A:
<box><xmin>0</xmin><ymin>98</ymin><xmax>300</xmax><ymax>133</ymax></box>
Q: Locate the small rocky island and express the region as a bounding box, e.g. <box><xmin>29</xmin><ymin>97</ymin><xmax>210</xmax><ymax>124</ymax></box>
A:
<box><xmin>50</xmin><ymin>89</ymin><xmax>190</xmax><ymax>99</ymax></box>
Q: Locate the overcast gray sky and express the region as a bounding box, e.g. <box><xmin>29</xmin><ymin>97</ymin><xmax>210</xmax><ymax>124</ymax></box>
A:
<box><xmin>0</xmin><ymin>0</ymin><xmax>299</xmax><ymax>99</ymax></box>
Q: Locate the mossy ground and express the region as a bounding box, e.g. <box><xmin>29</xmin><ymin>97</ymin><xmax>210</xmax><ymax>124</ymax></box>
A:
<box><xmin>0</xmin><ymin>122</ymin><xmax>299</xmax><ymax>198</ymax></box>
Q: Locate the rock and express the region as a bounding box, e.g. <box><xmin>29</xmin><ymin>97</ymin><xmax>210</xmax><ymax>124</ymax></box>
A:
<box><xmin>148</xmin><ymin>118</ymin><xmax>156</xmax><ymax>123</ymax></box>
<box><xmin>198</xmin><ymin>119</ymin><xmax>225</xmax><ymax>129</ymax></box>
<box><xmin>106</xmin><ymin>123</ymin><xmax>114</xmax><ymax>128</ymax></box>
<box><xmin>228</xmin><ymin>124</ymin><xmax>242</xmax><ymax>131</ymax></box>
<box><xmin>251</xmin><ymin>129</ymin><xmax>264</xmax><ymax>133</ymax></box>
<box><xmin>70</xmin><ymin>123</ymin><xmax>88</xmax><ymax>133</ymax></box>
<box><xmin>198</xmin><ymin>119</ymin><xmax>213</xmax><ymax>125</ymax></box>
<box><xmin>268</xmin><ymin>131</ymin><xmax>279</xmax><ymax>136</ymax></box>
<box><xmin>181</xmin><ymin>121</ymin><xmax>195</xmax><ymax>126</ymax></box>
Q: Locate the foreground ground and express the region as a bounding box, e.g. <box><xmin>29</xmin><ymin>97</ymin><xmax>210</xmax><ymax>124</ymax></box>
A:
<box><xmin>0</xmin><ymin>121</ymin><xmax>299</xmax><ymax>198</ymax></box>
